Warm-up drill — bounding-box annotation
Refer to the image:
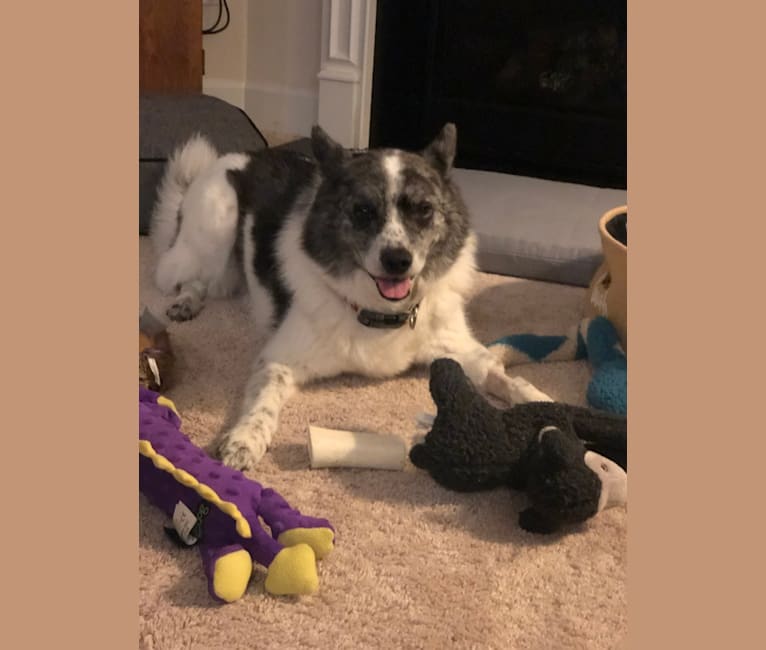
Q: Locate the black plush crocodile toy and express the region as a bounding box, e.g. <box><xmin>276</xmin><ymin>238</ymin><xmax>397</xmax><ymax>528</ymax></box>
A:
<box><xmin>410</xmin><ymin>359</ymin><xmax>627</xmax><ymax>534</ymax></box>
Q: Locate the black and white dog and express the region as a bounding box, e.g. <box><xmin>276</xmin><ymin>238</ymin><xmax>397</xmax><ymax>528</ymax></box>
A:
<box><xmin>150</xmin><ymin>124</ymin><xmax>546</xmax><ymax>470</ymax></box>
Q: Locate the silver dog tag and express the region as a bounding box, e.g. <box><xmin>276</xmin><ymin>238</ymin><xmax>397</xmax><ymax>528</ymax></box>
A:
<box><xmin>408</xmin><ymin>304</ymin><xmax>419</xmax><ymax>329</ymax></box>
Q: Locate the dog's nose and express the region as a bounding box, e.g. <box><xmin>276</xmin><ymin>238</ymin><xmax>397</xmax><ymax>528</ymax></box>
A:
<box><xmin>380</xmin><ymin>247</ymin><xmax>413</xmax><ymax>276</ymax></box>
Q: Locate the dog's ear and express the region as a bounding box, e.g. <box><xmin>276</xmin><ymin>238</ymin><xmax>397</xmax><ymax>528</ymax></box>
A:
<box><xmin>311</xmin><ymin>125</ymin><xmax>348</xmax><ymax>172</ymax></box>
<box><xmin>422</xmin><ymin>123</ymin><xmax>457</xmax><ymax>176</ymax></box>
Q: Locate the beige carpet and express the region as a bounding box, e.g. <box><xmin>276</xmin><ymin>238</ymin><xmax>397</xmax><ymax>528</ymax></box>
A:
<box><xmin>138</xmin><ymin>237</ymin><xmax>627</xmax><ymax>650</ymax></box>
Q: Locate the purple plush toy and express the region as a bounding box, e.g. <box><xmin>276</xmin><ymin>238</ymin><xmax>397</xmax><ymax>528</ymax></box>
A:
<box><xmin>139</xmin><ymin>387</ymin><xmax>335</xmax><ymax>603</ymax></box>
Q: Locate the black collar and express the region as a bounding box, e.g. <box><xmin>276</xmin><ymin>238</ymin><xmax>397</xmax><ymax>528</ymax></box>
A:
<box><xmin>349</xmin><ymin>301</ymin><xmax>420</xmax><ymax>329</ymax></box>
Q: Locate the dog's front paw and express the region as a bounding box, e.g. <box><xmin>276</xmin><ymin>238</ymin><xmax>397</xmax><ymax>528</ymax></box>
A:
<box><xmin>503</xmin><ymin>375</ymin><xmax>554</xmax><ymax>404</ymax></box>
<box><xmin>217</xmin><ymin>428</ymin><xmax>268</xmax><ymax>471</ymax></box>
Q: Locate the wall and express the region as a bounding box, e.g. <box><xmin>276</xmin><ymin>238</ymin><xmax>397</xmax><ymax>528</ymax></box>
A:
<box><xmin>244</xmin><ymin>0</ymin><xmax>322</xmax><ymax>137</ymax></box>
<box><xmin>202</xmin><ymin>0</ymin><xmax>323</xmax><ymax>138</ymax></box>
<box><xmin>202</xmin><ymin>0</ymin><xmax>248</xmax><ymax>108</ymax></box>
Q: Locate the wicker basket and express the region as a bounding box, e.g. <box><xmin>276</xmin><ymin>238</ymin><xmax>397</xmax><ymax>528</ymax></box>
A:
<box><xmin>584</xmin><ymin>205</ymin><xmax>627</xmax><ymax>351</ymax></box>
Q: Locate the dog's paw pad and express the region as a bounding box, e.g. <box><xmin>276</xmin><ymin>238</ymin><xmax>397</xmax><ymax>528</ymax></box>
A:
<box><xmin>167</xmin><ymin>301</ymin><xmax>197</xmax><ymax>322</ymax></box>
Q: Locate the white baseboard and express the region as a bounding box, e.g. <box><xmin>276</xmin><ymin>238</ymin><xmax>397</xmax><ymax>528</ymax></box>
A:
<box><xmin>244</xmin><ymin>81</ymin><xmax>318</xmax><ymax>138</ymax></box>
<box><xmin>202</xmin><ymin>77</ymin><xmax>246</xmax><ymax>110</ymax></box>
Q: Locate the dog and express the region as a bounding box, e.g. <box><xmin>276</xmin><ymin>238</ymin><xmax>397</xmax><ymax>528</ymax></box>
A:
<box><xmin>149</xmin><ymin>124</ymin><xmax>542</xmax><ymax>470</ymax></box>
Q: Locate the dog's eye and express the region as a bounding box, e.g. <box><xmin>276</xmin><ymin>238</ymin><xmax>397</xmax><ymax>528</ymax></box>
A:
<box><xmin>415</xmin><ymin>201</ymin><xmax>433</xmax><ymax>222</ymax></box>
<box><xmin>352</xmin><ymin>202</ymin><xmax>375</xmax><ymax>226</ymax></box>
<box><xmin>398</xmin><ymin>196</ymin><xmax>433</xmax><ymax>223</ymax></box>
<box><xmin>600</xmin><ymin>462</ymin><xmax>609</xmax><ymax>472</ymax></box>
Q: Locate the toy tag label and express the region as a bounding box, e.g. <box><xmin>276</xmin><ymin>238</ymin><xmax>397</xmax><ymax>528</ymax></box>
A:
<box><xmin>172</xmin><ymin>501</ymin><xmax>199</xmax><ymax>545</ymax></box>
<box><xmin>189</xmin><ymin>503</ymin><xmax>210</xmax><ymax>541</ymax></box>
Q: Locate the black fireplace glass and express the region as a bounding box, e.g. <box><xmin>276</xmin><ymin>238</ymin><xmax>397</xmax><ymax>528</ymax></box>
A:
<box><xmin>369</xmin><ymin>0</ymin><xmax>627</xmax><ymax>188</ymax></box>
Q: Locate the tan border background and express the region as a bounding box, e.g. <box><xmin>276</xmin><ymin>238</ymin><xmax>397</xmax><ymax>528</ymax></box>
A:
<box><xmin>628</xmin><ymin>1</ymin><xmax>764</xmax><ymax>647</ymax></box>
<box><xmin>3</xmin><ymin>1</ymin><xmax>763</xmax><ymax>648</ymax></box>
<box><xmin>4</xmin><ymin>2</ymin><xmax>137</xmax><ymax>649</ymax></box>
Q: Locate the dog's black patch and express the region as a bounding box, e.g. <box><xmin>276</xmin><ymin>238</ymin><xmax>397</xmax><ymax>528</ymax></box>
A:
<box><xmin>397</xmin><ymin>156</ymin><xmax>471</xmax><ymax>281</ymax></box>
<box><xmin>302</xmin><ymin>151</ymin><xmax>390</xmax><ymax>276</ymax></box>
<box><xmin>227</xmin><ymin>149</ymin><xmax>317</xmax><ymax>326</ymax></box>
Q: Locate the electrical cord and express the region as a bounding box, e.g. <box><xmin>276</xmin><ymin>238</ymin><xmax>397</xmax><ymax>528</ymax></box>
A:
<box><xmin>203</xmin><ymin>0</ymin><xmax>230</xmax><ymax>35</ymax></box>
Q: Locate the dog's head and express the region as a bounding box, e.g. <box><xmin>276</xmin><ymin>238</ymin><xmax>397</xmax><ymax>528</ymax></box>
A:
<box><xmin>302</xmin><ymin>124</ymin><xmax>472</xmax><ymax>309</ymax></box>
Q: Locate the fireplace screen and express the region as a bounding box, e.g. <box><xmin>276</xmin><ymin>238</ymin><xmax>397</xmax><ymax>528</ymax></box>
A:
<box><xmin>370</xmin><ymin>0</ymin><xmax>626</xmax><ymax>188</ymax></box>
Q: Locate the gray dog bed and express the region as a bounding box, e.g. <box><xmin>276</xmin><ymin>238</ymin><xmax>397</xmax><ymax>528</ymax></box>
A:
<box><xmin>452</xmin><ymin>169</ymin><xmax>627</xmax><ymax>287</ymax></box>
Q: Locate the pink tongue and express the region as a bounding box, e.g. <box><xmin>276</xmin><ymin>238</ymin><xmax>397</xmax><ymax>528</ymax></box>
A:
<box><xmin>375</xmin><ymin>277</ymin><xmax>412</xmax><ymax>300</ymax></box>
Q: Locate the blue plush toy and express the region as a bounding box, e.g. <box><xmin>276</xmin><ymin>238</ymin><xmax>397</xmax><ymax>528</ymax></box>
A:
<box><xmin>489</xmin><ymin>316</ymin><xmax>627</xmax><ymax>415</ymax></box>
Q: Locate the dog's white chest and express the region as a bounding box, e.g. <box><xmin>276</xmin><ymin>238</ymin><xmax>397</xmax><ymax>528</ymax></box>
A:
<box><xmin>330</xmin><ymin>319</ymin><xmax>422</xmax><ymax>377</ymax></box>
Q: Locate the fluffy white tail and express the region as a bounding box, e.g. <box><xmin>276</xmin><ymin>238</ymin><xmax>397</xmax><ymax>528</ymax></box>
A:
<box><xmin>149</xmin><ymin>134</ymin><xmax>219</xmax><ymax>255</ymax></box>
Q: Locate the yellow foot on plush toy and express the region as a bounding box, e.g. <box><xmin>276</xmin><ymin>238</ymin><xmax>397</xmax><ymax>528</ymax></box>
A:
<box><xmin>278</xmin><ymin>527</ymin><xmax>335</xmax><ymax>560</ymax></box>
<box><xmin>264</xmin><ymin>543</ymin><xmax>319</xmax><ymax>596</ymax></box>
<box><xmin>212</xmin><ymin>549</ymin><xmax>253</xmax><ymax>603</ymax></box>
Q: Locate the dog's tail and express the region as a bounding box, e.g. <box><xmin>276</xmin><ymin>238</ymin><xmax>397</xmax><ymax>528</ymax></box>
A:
<box><xmin>149</xmin><ymin>134</ymin><xmax>220</xmax><ymax>256</ymax></box>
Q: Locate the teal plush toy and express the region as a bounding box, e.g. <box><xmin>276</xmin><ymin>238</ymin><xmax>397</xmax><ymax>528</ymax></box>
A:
<box><xmin>489</xmin><ymin>316</ymin><xmax>627</xmax><ymax>416</ymax></box>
